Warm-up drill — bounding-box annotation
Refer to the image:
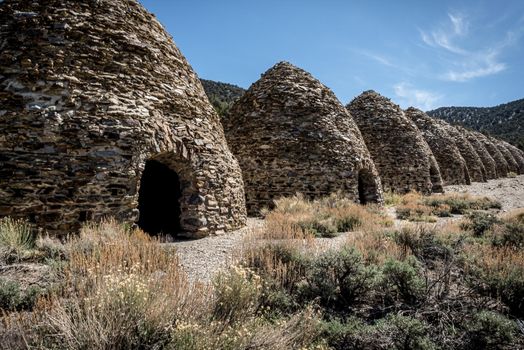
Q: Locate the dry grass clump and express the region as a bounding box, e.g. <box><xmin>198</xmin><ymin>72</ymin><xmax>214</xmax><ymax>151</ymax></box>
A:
<box><xmin>0</xmin><ymin>219</ymin><xmax>323</xmax><ymax>349</ymax></box>
<box><xmin>423</xmin><ymin>192</ymin><xmax>501</xmax><ymax>214</ymax></box>
<box><xmin>1</xmin><ymin>193</ymin><xmax>522</xmax><ymax>349</ymax></box>
<box><xmin>383</xmin><ymin>190</ymin><xmax>403</xmax><ymax>207</ymax></box>
<box><xmin>464</xmin><ymin>243</ymin><xmax>524</xmax><ymax>317</ymax></box>
<box><xmin>0</xmin><ymin>217</ymin><xmax>36</xmax><ymax>262</ymax></box>
<box><xmin>240</xmin><ymin>199</ymin><xmax>523</xmax><ymax>349</ymax></box>
<box><xmin>395</xmin><ymin>191</ymin><xmax>501</xmax><ymax>222</ymax></box>
<box><xmin>263</xmin><ymin>193</ymin><xmax>392</xmax><ymax>239</ymax></box>
<box><xmin>40</xmin><ymin>219</ymin><xmax>203</xmax><ymax>349</ymax></box>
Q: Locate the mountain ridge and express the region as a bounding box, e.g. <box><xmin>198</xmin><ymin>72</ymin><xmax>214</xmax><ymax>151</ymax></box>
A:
<box><xmin>428</xmin><ymin>98</ymin><xmax>524</xmax><ymax>151</ymax></box>
<box><xmin>200</xmin><ymin>79</ymin><xmax>246</xmax><ymax>117</ymax></box>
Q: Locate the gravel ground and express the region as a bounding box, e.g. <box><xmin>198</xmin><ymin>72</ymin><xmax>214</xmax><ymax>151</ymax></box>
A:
<box><xmin>445</xmin><ymin>174</ymin><xmax>524</xmax><ymax>211</ymax></box>
<box><xmin>168</xmin><ymin>218</ymin><xmax>263</xmax><ymax>283</ymax></box>
<box><xmin>172</xmin><ymin>175</ymin><xmax>524</xmax><ymax>282</ymax></box>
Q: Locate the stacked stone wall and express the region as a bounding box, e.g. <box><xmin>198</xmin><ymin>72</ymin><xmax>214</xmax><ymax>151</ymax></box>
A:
<box><xmin>225</xmin><ymin>62</ymin><xmax>383</xmax><ymax>214</ymax></box>
<box><xmin>347</xmin><ymin>91</ymin><xmax>443</xmax><ymax>195</ymax></box>
<box><xmin>406</xmin><ymin>108</ymin><xmax>470</xmax><ymax>185</ymax></box>
<box><xmin>459</xmin><ymin>127</ymin><xmax>498</xmax><ymax>180</ymax></box>
<box><xmin>0</xmin><ymin>0</ymin><xmax>246</xmax><ymax>237</ymax></box>
<box><xmin>502</xmin><ymin>141</ymin><xmax>524</xmax><ymax>174</ymax></box>
<box><xmin>435</xmin><ymin>120</ymin><xmax>486</xmax><ymax>182</ymax></box>
<box><xmin>473</xmin><ymin>132</ymin><xmax>509</xmax><ymax>178</ymax></box>
<box><xmin>490</xmin><ymin>137</ymin><xmax>519</xmax><ymax>174</ymax></box>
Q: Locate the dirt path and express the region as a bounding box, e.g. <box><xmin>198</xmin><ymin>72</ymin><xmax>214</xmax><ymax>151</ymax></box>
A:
<box><xmin>173</xmin><ymin>175</ymin><xmax>524</xmax><ymax>282</ymax></box>
<box><xmin>169</xmin><ymin>218</ymin><xmax>263</xmax><ymax>282</ymax></box>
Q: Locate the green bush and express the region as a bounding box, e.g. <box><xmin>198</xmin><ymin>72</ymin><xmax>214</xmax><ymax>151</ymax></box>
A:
<box><xmin>298</xmin><ymin>218</ymin><xmax>338</xmax><ymax>238</ymax></box>
<box><xmin>320</xmin><ymin>315</ymin><xmax>436</xmax><ymax>350</ymax></box>
<box><xmin>318</xmin><ymin>317</ymin><xmax>364</xmax><ymax>349</ymax></box>
<box><xmin>424</xmin><ymin>196</ymin><xmax>501</xmax><ymax>214</ymax></box>
<box><xmin>465</xmin><ymin>311</ymin><xmax>517</xmax><ymax>349</ymax></box>
<box><xmin>336</xmin><ymin>215</ymin><xmax>362</xmax><ymax>233</ymax></box>
<box><xmin>374</xmin><ymin>314</ymin><xmax>436</xmax><ymax>350</ymax></box>
<box><xmin>380</xmin><ymin>257</ymin><xmax>425</xmax><ymax>306</ymax></box>
<box><xmin>461</xmin><ymin>211</ymin><xmax>500</xmax><ymax>237</ymax></box>
<box><xmin>212</xmin><ymin>266</ymin><xmax>262</xmax><ymax>326</ymax></box>
<box><xmin>393</xmin><ymin>227</ymin><xmax>452</xmax><ymax>263</ymax></box>
<box><xmin>492</xmin><ymin>216</ymin><xmax>524</xmax><ymax>248</ymax></box>
<box><xmin>0</xmin><ymin>278</ymin><xmax>42</xmax><ymax>311</ymax></box>
<box><xmin>300</xmin><ymin>247</ymin><xmax>376</xmax><ymax>310</ymax></box>
<box><xmin>466</xmin><ymin>251</ymin><xmax>524</xmax><ymax>317</ymax></box>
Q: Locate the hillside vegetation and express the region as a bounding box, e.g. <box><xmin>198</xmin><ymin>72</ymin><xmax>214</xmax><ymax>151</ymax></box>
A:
<box><xmin>428</xmin><ymin>98</ymin><xmax>524</xmax><ymax>151</ymax></box>
<box><xmin>200</xmin><ymin>79</ymin><xmax>245</xmax><ymax>117</ymax></box>
<box><xmin>2</xmin><ymin>192</ymin><xmax>524</xmax><ymax>349</ymax></box>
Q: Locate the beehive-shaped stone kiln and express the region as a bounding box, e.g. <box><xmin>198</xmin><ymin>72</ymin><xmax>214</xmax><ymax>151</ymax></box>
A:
<box><xmin>436</xmin><ymin>120</ymin><xmax>486</xmax><ymax>182</ymax></box>
<box><xmin>473</xmin><ymin>131</ymin><xmax>509</xmax><ymax>178</ymax></box>
<box><xmin>0</xmin><ymin>0</ymin><xmax>246</xmax><ymax>237</ymax></box>
<box><xmin>459</xmin><ymin>127</ymin><xmax>498</xmax><ymax>180</ymax></box>
<box><xmin>501</xmin><ymin>141</ymin><xmax>524</xmax><ymax>174</ymax></box>
<box><xmin>347</xmin><ymin>91</ymin><xmax>443</xmax><ymax>194</ymax></box>
<box><xmin>490</xmin><ymin>137</ymin><xmax>519</xmax><ymax>174</ymax></box>
<box><xmin>224</xmin><ymin>62</ymin><xmax>383</xmax><ymax>214</ymax></box>
<box><xmin>406</xmin><ymin>108</ymin><xmax>470</xmax><ymax>185</ymax></box>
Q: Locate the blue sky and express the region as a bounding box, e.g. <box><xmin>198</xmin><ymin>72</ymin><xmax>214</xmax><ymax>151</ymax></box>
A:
<box><xmin>140</xmin><ymin>0</ymin><xmax>524</xmax><ymax>110</ymax></box>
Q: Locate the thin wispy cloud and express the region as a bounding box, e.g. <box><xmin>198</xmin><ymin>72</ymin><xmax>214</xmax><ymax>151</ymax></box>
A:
<box><xmin>448</xmin><ymin>13</ymin><xmax>468</xmax><ymax>36</ymax></box>
<box><xmin>444</xmin><ymin>53</ymin><xmax>506</xmax><ymax>82</ymax></box>
<box><xmin>420</xmin><ymin>11</ymin><xmax>518</xmax><ymax>82</ymax></box>
<box><xmin>393</xmin><ymin>82</ymin><xmax>442</xmax><ymax>110</ymax></box>
<box><xmin>353</xmin><ymin>49</ymin><xmax>396</xmax><ymax>68</ymax></box>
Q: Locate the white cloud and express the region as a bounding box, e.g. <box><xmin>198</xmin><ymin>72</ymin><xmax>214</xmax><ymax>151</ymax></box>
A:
<box><xmin>353</xmin><ymin>49</ymin><xmax>396</xmax><ymax>68</ymax></box>
<box><xmin>419</xmin><ymin>13</ymin><xmax>469</xmax><ymax>54</ymax></box>
<box><xmin>444</xmin><ymin>56</ymin><xmax>506</xmax><ymax>82</ymax></box>
<box><xmin>448</xmin><ymin>13</ymin><xmax>468</xmax><ymax>36</ymax></box>
<box><xmin>393</xmin><ymin>82</ymin><xmax>442</xmax><ymax>110</ymax></box>
<box><xmin>420</xmin><ymin>12</ymin><xmax>511</xmax><ymax>82</ymax></box>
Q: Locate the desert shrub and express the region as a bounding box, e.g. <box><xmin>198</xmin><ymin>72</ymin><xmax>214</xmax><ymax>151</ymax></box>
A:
<box><xmin>461</xmin><ymin>211</ymin><xmax>500</xmax><ymax>237</ymax></box>
<box><xmin>423</xmin><ymin>193</ymin><xmax>501</xmax><ymax>214</ymax></box>
<box><xmin>0</xmin><ymin>279</ymin><xmax>43</xmax><ymax>311</ymax></box>
<box><xmin>212</xmin><ymin>266</ymin><xmax>262</xmax><ymax>326</ymax></box>
<box><xmin>36</xmin><ymin>235</ymin><xmax>67</xmax><ymax>262</ymax></box>
<box><xmin>464</xmin><ymin>244</ymin><xmax>524</xmax><ymax>317</ymax></box>
<box><xmin>0</xmin><ymin>218</ymin><xmax>36</xmax><ymax>261</ymax></box>
<box><xmin>39</xmin><ymin>219</ymin><xmax>205</xmax><ymax>350</ymax></box>
<box><xmin>242</xmin><ymin>307</ymin><xmax>322</xmax><ymax>350</ymax></box>
<box><xmin>297</xmin><ymin>216</ymin><xmax>339</xmax><ymax>238</ymax></box>
<box><xmin>347</xmin><ymin>230</ymin><xmax>405</xmax><ymax>265</ymax></box>
<box><xmin>244</xmin><ymin>242</ymin><xmax>308</xmax><ymax>293</ymax></box>
<box><xmin>395</xmin><ymin>203</ymin><xmax>436</xmax><ymax>222</ymax></box>
<box><xmin>318</xmin><ymin>317</ymin><xmax>364</xmax><ymax>349</ymax></box>
<box><xmin>392</xmin><ymin>226</ymin><xmax>452</xmax><ymax>263</ymax></box>
<box><xmin>320</xmin><ymin>315</ymin><xmax>436</xmax><ymax>350</ymax></box>
<box><xmin>491</xmin><ymin>210</ymin><xmax>524</xmax><ymax>248</ymax></box>
<box><xmin>300</xmin><ymin>247</ymin><xmax>376</xmax><ymax>311</ymax></box>
<box><xmin>242</xmin><ymin>242</ymin><xmax>310</xmax><ymax>316</ymax></box>
<box><xmin>384</xmin><ymin>190</ymin><xmax>403</xmax><ymax>207</ymax></box>
<box><xmin>464</xmin><ymin>311</ymin><xmax>517</xmax><ymax>349</ymax></box>
<box><xmin>265</xmin><ymin>193</ymin><xmax>390</xmax><ymax>239</ymax></box>
<box><xmin>380</xmin><ymin>257</ymin><xmax>425</xmax><ymax>306</ymax></box>
<box><xmin>372</xmin><ymin>314</ymin><xmax>436</xmax><ymax>350</ymax></box>
<box><xmin>432</xmin><ymin>204</ymin><xmax>452</xmax><ymax>217</ymax></box>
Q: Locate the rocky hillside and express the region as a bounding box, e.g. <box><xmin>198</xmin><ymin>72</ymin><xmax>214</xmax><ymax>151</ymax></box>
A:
<box><xmin>200</xmin><ymin>79</ymin><xmax>245</xmax><ymax>117</ymax></box>
<box><xmin>428</xmin><ymin>98</ymin><xmax>524</xmax><ymax>151</ymax></box>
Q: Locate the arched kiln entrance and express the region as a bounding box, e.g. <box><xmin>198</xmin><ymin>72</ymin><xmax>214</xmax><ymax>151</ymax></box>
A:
<box><xmin>137</xmin><ymin>159</ymin><xmax>182</xmax><ymax>236</ymax></box>
<box><xmin>357</xmin><ymin>168</ymin><xmax>380</xmax><ymax>205</ymax></box>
